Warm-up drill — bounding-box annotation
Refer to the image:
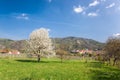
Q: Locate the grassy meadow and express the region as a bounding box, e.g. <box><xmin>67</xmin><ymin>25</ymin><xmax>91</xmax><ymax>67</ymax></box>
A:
<box><xmin>0</xmin><ymin>58</ymin><xmax>120</xmax><ymax>80</ymax></box>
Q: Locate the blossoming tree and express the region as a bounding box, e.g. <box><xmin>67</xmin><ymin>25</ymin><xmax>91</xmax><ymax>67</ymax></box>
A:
<box><xmin>28</xmin><ymin>28</ymin><xmax>54</xmax><ymax>62</ymax></box>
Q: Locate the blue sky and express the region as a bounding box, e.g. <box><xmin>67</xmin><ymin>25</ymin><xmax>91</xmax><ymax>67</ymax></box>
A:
<box><xmin>0</xmin><ymin>0</ymin><xmax>120</xmax><ymax>42</ymax></box>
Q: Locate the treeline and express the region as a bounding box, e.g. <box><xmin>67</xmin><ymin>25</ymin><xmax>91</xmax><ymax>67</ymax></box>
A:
<box><xmin>100</xmin><ymin>37</ymin><xmax>120</xmax><ymax>67</ymax></box>
<box><xmin>55</xmin><ymin>36</ymin><xmax>120</xmax><ymax>68</ymax></box>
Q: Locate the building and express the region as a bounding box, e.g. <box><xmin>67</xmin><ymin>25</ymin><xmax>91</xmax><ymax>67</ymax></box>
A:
<box><xmin>0</xmin><ymin>49</ymin><xmax>20</xmax><ymax>54</ymax></box>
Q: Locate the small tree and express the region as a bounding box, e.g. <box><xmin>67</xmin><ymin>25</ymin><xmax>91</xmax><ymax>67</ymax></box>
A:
<box><xmin>28</xmin><ymin>28</ymin><xmax>53</xmax><ymax>62</ymax></box>
<box><xmin>104</xmin><ymin>37</ymin><xmax>120</xmax><ymax>66</ymax></box>
<box><xmin>56</xmin><ymin>49</ymin><xmax>67</xmax><ymax>63</ymax></box>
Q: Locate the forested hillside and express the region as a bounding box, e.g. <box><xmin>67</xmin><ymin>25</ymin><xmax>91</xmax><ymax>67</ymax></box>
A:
<box><xmin>0</xmin><ymin>37</ymin><xmax>104</xmax><ymax>52</ymax></box>
<box><xmin>52</xmin><ymin>37</ymin><xmax>104</xmax><ymax>51</ymax></box>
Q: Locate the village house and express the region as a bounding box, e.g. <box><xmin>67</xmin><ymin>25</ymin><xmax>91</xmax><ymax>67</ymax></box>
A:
<box><xmin>0</xmin><ymin>49</ymin><xmax>8</xmax><ymax>53</ymax></box>
<box><xmin>71</xmin><ymin>49</ymin><xmax>93</xmax><ymax>54</ymax></box>
<box><xmin>0</xmin><ymin>49</ymin><xmax>20</xmax><ymax>54</ymax></box>
<box><xmin>8</xmin><ymin>50</ymin><xmax>20</xmax><ymax>54</ymax></box>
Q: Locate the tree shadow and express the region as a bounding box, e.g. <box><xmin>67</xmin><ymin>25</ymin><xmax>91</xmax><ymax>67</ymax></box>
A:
<box><xmin>88</xmin><ymin>62</ymin><xmax>120</xmax><ymax>80</ymax></box>
<box><xmin>15</xmin><ymin>59</ymin><xmax>62</xmax><ymax>63</ymax></box>
<box><xmin>16</xmin><ymin>59</ymin><xmax>38</xmax><ymax>63</ymax></box>
<box><xmin>86</xmin><ymin>61</ymin><xmax>103</xmax><ymax>68</ymax></box>
<box><xmin>90</xmin><ymin>69</ymin><xmax>120</xmax><ymax>80</ymax></box>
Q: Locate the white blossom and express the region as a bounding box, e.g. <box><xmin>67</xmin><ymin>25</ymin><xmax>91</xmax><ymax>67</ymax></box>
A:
<box><xmin>28</xmin><ymin>28</ymin><xmax>55</xmax><ymax>57</ymax></box>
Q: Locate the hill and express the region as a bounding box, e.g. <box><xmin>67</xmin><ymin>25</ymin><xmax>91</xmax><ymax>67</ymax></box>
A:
<box><xmin>0</xmin><ymin>37</ymin><xmax>104</xmax><ymax>52</ymax></box>
<box><xmin>52</xmin><ymin>37</ymin><xmax>104</xmax><ymax>51</ymax></box>
<box><xmin>0</xmin><ymin>38</ymin><xmax>14</xmax><ymax>49</ymax></box>
<box><xmin>0</xmin><ymin>39</ymin><xmax>26</xmax><ymax>52</ymax></box>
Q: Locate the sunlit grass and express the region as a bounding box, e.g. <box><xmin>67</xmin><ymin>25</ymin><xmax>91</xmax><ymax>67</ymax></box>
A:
<box><xmin>0</xmin><ymin>58</ymin><xmax>120</xmax><ymax>80</ymax></box>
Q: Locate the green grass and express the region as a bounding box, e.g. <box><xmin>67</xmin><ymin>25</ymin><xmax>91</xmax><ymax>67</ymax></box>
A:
<box><xmin>0</xmin><ymin>58</ymin><xmax>120</xmax><ymax>80</ymax></box>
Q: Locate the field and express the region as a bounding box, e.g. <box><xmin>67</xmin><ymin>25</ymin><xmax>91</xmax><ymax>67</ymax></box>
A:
<box><xmin>0</xmin><ymin>58</ymin><xmax>120</xmax><ymax>80</ymax></box>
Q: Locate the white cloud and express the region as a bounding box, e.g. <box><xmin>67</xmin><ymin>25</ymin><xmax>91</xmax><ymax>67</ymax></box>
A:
<box><xmin>113</xmin><ymin>33</ymin><xmax>120</xmax><ymax>37</ymax></box>
<box><xmin>106</xmin><ymin>3</ymin><xmax>115</xmax><ymax>8</ymax></box>
<box><xmin>47</xmin><ymin>29</ymin><xmax>51</xmax><ymax>32</ymax></box>
<box><xmin>101</xmin><ymin>0</ymin><xmax>106</xmax><ymax>2</ymax></box>
<box><xmin>73</xmin><ymin>5</ymin><xmax>84</xmax><ymax>13</ymax></box>
<box><xmin>89</xmin><ymin>0</ymin><xmax>100</xmax><ymax>7</ymax></box>
<box><xmin>40</xmin><ymin>27</ymin><xmax>51</xmax><ymax>32</ymax></box>
<box><xmin>82</xmin><ymin>11</ymin><xmax>86</xmax><ymax>15</ymax></box>
<box><xmin>88</xmin><ymin>12</ymin><xmax>98</xmax><ymax>17</ymax></box>
<box><xmin>48</xmin><ymin>0</ymin><xmax>52</xmax><ymax>3</ymax></box>
<box><xmin>16</xmin><ymin>13</ymin><xmax>29</xmax><ymax>20</ymax></box>
<box><xmin>114</xmin><ymin>6</ymin><xmax>120</xmax><ymax>13</ymax></box>
<box><xmin>118</xmin><ymin>6</ymin><xmax>120</xmax><ymax>10</ymax></box>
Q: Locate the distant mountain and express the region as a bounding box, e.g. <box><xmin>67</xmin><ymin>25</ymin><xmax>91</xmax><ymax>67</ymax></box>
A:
<box><xmin>0</xmin><ymin>39</ymin><xmax>26</xmax><ymax>52</ymax></box>
<box><xmin>0</xmin><ymin>37</ymin><xmax>104</xmax><ymax>52</ymax></box>
<box><xmin>52</xmin><ymin>37</ymin><xmax>104</xmax><ymax>51</ymax></box>
<box><xmin>0</xmin><ymin>38</ymin><xmax>14</xmax><ymax>49</ymax></box>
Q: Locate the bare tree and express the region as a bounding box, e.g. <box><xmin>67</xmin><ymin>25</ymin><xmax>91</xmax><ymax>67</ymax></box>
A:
<box><xmin>56</xmin><ymin>49</ymin><xmax>67</xmax><ymax>63</ymax></box>
<box><xmin>28</xmin><ymin>28</ymin><xmax>54</xmax><ymax>62</ymax></box>
<box><xmin>104</xmin><ymin>36</ymin><xmax>120</xmax><ymax>66</ymax></box>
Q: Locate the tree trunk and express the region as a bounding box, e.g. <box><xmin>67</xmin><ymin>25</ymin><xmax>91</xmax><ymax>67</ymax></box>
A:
<box><xmin>113</xmin><ymin>58</ymin><xmax>117</xmax><ymax>66</ymax></box>
<box><xmin>61</xmin><ymin>55</ymin><xmax>63</xmax><ymax>63</ymax></box>
<box><xmin>85</xmin><ymin>59</ymin><xmax>88</xmax><ymax>63</ymax></box>
<box><xmin>37</xmin><ymin>55</ymin><xmax>41</xmax><ymax>62</ymax></box>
